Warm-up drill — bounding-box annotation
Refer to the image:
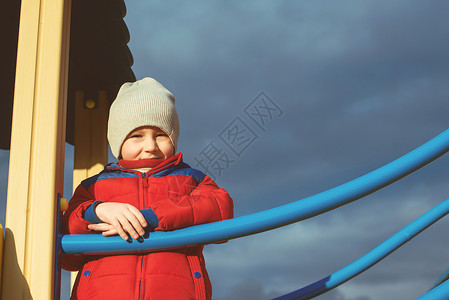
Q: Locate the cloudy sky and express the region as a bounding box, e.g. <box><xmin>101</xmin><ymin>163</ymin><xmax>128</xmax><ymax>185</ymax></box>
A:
<box><xmin>1</xmin><ymin>1</ymin><xmax>449</xmax><ymax>299</ymax></box>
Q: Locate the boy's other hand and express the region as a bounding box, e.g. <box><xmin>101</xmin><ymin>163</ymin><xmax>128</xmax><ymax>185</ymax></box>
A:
<box><xmin>87</xmin><ymin>223</ymin><xmax>119</xmax><ymax>236</ymax></box>
<box><xmin>91</xmin><ymin>202</ymin><xmax>148</xmax><ymax>241</ymax></box>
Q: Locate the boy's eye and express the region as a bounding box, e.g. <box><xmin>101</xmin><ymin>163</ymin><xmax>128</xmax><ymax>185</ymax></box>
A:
<box><xmin>130</xmin><ymin>134</ymin><xmax>143</xmax><ymax>138</ymax></box>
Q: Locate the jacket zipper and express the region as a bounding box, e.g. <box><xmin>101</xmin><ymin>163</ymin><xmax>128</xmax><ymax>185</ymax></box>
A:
<box><xmin>138</xmin><ymin>173</ymin><xmax>148</xmax><ymax>299</ymax></box>
<box><xmin>138</xmin><ymin>257</ymin><xmax>144</xmax><ymax>300</ymax></box>
<box><xmin>142</xmin><ymin>173</ymin><xmax>148</xmax><ymax>208</ymax></box>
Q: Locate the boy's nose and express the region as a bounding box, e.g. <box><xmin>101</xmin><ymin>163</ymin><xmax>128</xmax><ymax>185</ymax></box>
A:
<box><xmin>144</xmin><ymin>139</ymin><xmax>158</xmax><ymax>152</ymax></box>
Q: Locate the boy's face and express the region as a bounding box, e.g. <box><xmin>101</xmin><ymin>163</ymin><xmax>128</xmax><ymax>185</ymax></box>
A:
<box><xmin>120</xmin><ymin>126</ymin><xmax>174</xmax><ymax>160</ymax></box>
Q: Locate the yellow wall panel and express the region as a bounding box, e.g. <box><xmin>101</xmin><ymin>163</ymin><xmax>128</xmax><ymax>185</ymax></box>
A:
<box><xmin>2</xmin><ymin>0</ymin><xmax>71</xmax><ymax>299</ymax></box>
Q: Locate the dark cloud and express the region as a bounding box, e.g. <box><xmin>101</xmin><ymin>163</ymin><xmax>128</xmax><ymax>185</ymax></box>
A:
<box><xmin>122</xmin><ymin>1</ymin><xmax>449</xmax><ymax>299</ymax></box>
<box><xmin>1</xmin><ymin>1</ymin><xmax>447</xmax><ymax>299</ymax></box>
<box><xmin>212</xmin><ymin>279</ymin><xmax>280</xmax><ymax>300</ymax></box>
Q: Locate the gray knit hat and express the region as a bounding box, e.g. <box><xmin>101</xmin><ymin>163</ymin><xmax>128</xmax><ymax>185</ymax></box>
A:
<box><xmin>107</xmin><ymin>77</ymin><xmax>180</xmax><ymax>159</ymax></box>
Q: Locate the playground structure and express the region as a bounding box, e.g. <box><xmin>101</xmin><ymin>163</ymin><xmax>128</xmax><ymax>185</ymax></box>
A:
<box><xmin>1</xmin><ymin>1</ymin><xmax>449</xmax><ymax>299</ymax></box>
<box><xmin>1</xmin><ymin>0</ymin><xmax>134</xmax><ymax>299</ymax></box>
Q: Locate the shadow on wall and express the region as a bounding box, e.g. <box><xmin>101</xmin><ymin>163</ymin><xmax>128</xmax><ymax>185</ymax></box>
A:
<box><xmin>1</xmin><ymin>228</ymin><xmax>32</xmax><ymax>299</ymax></box>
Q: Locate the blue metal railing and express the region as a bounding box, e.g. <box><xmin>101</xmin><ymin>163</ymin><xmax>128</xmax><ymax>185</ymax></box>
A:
<box><xmin>61</xmin><ymin>129</ymin><xmax>449</xmax><ymax>255</ymax></box>
<box><xmin>418</xmin><ymin>278</ymin><xmax>449</xmax><ymax>300</ymax></box>
<box><xmin>273</xmin><ymin>196</ymin><xmax>449</xmax><ymax>299</ymax></box>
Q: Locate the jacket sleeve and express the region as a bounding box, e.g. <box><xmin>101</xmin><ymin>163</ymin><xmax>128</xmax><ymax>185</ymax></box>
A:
<box><xmin>61</xmin><ymin>183</ymin><xmax>97</xmax><ymax>271</ymax></box>
<box><xmin>62</xmin><ymin>183</ymin><xmax>97</xmax><ymax>235</ymax></box>
<box><xmin>151</xmin><ymin>175</ymin><xmax>234</xmax><ymax>231</ymax></box>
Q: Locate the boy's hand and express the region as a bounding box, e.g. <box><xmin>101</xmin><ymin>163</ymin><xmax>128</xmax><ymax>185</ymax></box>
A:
<box><xmin>88</xmin><ymin>202</ymin><xmax>148</xmax><ymax>241</ymax></box>
<box><xmin>87</xmin><ymin>223</ymin><xmax>120</xmax><ymax>236</ymax></box>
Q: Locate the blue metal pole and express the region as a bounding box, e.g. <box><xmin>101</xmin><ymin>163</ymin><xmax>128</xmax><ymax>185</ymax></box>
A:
<box><xmin>417</xmin><ymin>279</ymin><xmax>449</xmax><ymax>300</ymax></box>
<box><xmin>272</xmin><ymin>197</ymin><xmax>449</xmax><ymax>300</ymax></box>
<box><xmin>54</xmin><ymin>193</ymin><xmax>63</xmax><ymax>300</ymax></box>
<box><xmin>430</xmin><ymin>266</ymin><xmax>449</xmax><ymax>290</ymax></box>
<box><xmin>61</xmin><ymin>128</ymin><xmax>449</xmax><ymax>255</ymax></box>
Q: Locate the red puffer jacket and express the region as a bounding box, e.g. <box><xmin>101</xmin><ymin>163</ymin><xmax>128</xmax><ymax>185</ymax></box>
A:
<box><xmin>62</xmin><ymin>153</ymin><xmax>234</xmax><ymax>300</ymax></box>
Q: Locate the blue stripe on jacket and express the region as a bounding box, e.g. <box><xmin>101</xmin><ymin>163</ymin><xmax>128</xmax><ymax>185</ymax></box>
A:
<box><xmin>81</xmin><ymin>162</ymin><xmax>206</xmax><ymax>191</ymax></box>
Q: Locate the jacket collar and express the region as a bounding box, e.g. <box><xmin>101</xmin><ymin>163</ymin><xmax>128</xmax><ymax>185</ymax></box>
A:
<box><xmin>145</xmin><ymin>152</ymin><xmax>183</xmax><ymax>176</ymax></box>
<box><xmin>107</xmin><ymin>152</ymin><xmax>183</xmax><ymax>176</ymax></box>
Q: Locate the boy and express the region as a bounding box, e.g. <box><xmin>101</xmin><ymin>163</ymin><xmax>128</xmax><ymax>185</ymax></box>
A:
<box><xmin>62</xmin><ymin>77</ymin><xmax>234</xmax><ymax>300</ymax></box>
